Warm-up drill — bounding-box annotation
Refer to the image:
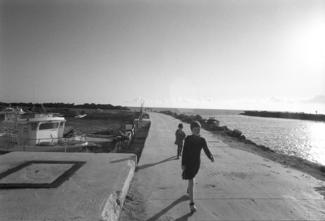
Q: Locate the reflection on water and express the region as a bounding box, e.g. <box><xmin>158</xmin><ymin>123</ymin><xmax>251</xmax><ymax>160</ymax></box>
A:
<box><xmin>201</xmin><ymin>112</ymin><xmax>325</xmax><ymax>165</ymax></box>
<box><xmin>307</xmin><ymin>122</ymin><xmax>325</xmax><ymax>165</ymax></box>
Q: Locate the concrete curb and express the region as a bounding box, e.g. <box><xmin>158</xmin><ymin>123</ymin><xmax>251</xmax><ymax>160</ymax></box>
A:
<box><xmin>0</xmin><ymin>152</ymin><xmax>138</xmax><ymax>221</ymax></box>
<box><xmin>101</xmin><ymin>157</ymin><xmax>136</xmax><ymax>221</ymax></box>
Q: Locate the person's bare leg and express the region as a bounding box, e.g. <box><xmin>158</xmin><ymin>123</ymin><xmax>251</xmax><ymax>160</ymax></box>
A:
<box><xmin>186</xmin><ymin>180</ymin><xmax>190</xmax><ymax>194</ymax></box>
<box><xmin>188</xmin><ymin>179</ymin><xmax>194</xmax><ymax>202</ymax></box>
<box><xmin>177</xmin><ymin>144</ymin><xmax>182</xmax><ymax>158</ymax></box>
<box><xmin>188</xmin><ymin>179</ymin><xmax>197</xmax><ymax>212</ymax></box>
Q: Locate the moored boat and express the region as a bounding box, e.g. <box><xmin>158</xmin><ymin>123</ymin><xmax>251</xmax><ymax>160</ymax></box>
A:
<box><xmin>0</xmin><ymin>110</ymin><xmax>88</xmax><ymax>153</ymax></box>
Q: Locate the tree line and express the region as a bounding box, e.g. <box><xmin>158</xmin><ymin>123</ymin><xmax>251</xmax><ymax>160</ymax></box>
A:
<box><xmin>0</xmin><ymin>102</ymin><xmax>129</xmax><ymax>110</ymax></box>
<box><xmin>241</xmin><ymin>111</ymin><xmax>325</xmax><ymax>122</ymax></box>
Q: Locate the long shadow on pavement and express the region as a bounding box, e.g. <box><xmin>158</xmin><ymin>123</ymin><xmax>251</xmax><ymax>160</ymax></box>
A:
<box><xmin>136</xmin><ymin>156</ymin><xmax>177</xmax><ymax>171</ymax></box>
<box><xmin>146</xmin><ymin>195</ymin><xmax>190</xmax><ymax>221</ymax></box>
<box><xmin>314</xmin><ymin>186</ymin><xmax>325</xmax><ymax>199</ymax></box>
<box><xmin>110</xmin><ymin>157</ymin><xmax>134</xmax><ymax>164</ymax></box>
<box><xmin>174</xmin><ymin>212</ymin><xmax>193</xmax><ymax>221</ymax></box>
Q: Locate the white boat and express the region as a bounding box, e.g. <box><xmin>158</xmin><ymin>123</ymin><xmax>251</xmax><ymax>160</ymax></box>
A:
<box><xmin>0</xmin><ymin>111</ymin><xmax>88</xmax><ymax>153</ymax></box>
<box><xmin>0</xmin><ymin>107</ymin><xmax>24</xmax><ymax>124</ymax></box>
<box><xmin>74</xmin><ymin>114</ymin><xmax>87</xmax><ymax>119</ymax></box>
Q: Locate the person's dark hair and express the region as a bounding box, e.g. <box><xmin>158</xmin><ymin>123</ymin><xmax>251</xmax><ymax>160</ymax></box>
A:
<box><xmin>178</xmin><ymin>123</ymin><xmax>183</xmax><ymax>128</ymax></box>
<box><xmin>190</xmin><ymin>121</ymin><xmax>201</xmax><ymax>130</ymax></box>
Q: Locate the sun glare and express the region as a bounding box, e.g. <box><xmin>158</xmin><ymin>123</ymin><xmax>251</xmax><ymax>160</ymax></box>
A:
<box><xmin>308</xmin><ymin>122</ymin><xmax>325</xmax><ymax>164</ymax></box>
<box><xmin>308</xmin><ymin>122</ymin><xmax>325</xmax><ymax>140</ymax></box>
<box><xmin>288</xmin><ymin>14</ymin><xmax>325</xmax><ymax>72</ymax></box>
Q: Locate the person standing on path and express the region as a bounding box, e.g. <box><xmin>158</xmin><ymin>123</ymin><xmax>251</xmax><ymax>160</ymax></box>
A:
<box><xmin>175</xmin><ymin>123</ymin><xmax>186</xmax><ymax>159</ymax></box>
<box><xmin>181</xmin><ymin>121</ymin><xmax>214</xmax><ymax>213</ymax></box>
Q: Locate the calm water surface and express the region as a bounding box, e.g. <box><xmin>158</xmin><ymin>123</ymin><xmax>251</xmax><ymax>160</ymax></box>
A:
<box><xmin>179</xmin><ymin>108</ymin><xmax>325</xmax><ymax>165</ymax></box>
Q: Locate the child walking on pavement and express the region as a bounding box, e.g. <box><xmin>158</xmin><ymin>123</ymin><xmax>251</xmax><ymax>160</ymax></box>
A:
<box><xmin>181</xmin><ymin>121</ymin><xmax>214</xmax><ymax>213</ymax></box>
<box><xmin>175</xmin><ymin>123</ymin><xmax>186</xmax><ymax>159</ymax></box>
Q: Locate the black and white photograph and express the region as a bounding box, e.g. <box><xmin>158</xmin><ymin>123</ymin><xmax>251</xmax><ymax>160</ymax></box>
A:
<box><xmin>1</xmin><ymin>0</ymin><xmax>325</xmax><ymax>220</ymax></box>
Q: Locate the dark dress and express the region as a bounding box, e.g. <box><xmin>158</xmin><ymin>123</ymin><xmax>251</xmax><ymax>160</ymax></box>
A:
<box><xmin>181</xmin><ymin>135</ymin><xmax>213</xmax><ymax>180</ymax></box>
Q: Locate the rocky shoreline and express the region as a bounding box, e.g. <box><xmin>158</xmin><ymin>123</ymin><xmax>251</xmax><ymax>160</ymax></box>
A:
<box><xmin>159</xmin><ymin>110</ymin><xmax>325</xmax><ymax>180</ymax></box>
<box><xmin>159</xmin><ymin>110</ymin><xmax>274</xmax><ymax>151</ymax></box>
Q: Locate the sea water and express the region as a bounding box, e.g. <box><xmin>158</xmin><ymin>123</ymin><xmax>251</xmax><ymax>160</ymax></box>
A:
<box><xmin>176</xmin><ymin>108</ymin><xmax>325</xmax><ymax>166</ymax></box>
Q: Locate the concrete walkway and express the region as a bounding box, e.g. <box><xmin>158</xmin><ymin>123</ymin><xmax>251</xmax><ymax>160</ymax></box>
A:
<box><xmin>120</xmin><ymin>112</ymin><xmax>325</xmax><ymax>221</ymax></box>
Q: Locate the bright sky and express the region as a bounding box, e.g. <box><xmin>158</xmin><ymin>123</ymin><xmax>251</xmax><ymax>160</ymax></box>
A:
<box><xmin>1</xmin><ymin>0</ymin><xmax>325</xmax><ymax>112</ymax></box>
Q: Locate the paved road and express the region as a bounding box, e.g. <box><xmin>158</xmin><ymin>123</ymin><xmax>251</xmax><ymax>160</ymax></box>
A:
<box><xmin>120</xmin><ymin>112</ymin><xmax>325</xmax><ymax>221</ymax></box>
